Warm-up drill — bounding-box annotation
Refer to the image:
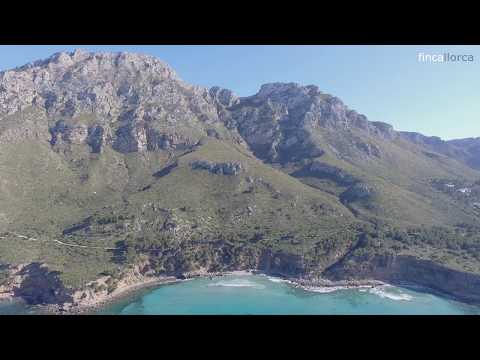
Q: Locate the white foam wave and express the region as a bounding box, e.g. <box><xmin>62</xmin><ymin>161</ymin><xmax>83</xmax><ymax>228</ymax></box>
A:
<box><xmin>266</xmin><ymin>276</ymin><xmax>291</xmax><ymax>284</ymax></box>
<box><xmin>303</xmin><ymin>286</ymin><xmax>344</xmax><ymax>293</ymax></box>
<box><xmin>208</xmin><ymin>279</ymin><xmax>265</xmax><ymax>289</ymax></box>
<box><xmin>368</xmin><ymin>286</ymin><xmax>413</xmax><ymax>301</ymax></box>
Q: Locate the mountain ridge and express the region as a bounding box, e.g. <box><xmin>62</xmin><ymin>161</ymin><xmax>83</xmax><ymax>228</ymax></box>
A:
<box><xmin>1</xmin><ymin>49</ymin><xmax>476</xmax><ymax>148</ymax></box>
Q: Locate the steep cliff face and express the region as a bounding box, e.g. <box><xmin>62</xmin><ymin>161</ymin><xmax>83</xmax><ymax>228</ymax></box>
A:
<box><xmin>0</xmin><ymin>50</ymin><xmax>243</xmax><ymax>156</ymax></box>
<box><xmin>325</xmin><ymin>254</ymin><xmax>480</xmax><ymax>303</ymax></box>
<box><xmin>223</xmin><ymin>83</ymin><xmax>393</xmax><ymax>164</ymax></box>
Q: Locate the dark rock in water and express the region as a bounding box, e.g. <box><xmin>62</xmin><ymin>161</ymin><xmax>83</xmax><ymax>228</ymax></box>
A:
<box><xmin>191</xmin><ymin>160</ymin><xmax>244</xmax><ymax>175</ymax></box>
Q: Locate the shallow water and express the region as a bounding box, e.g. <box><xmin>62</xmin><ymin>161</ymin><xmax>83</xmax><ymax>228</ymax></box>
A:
<box><xmin>2</xmin><ymin>274</ymin><xmax>479</xmax><ymax>315</ymax></box>
<box><xmin>98</xmin><ymin>275</ymin><xmax>480</xmax><ymax>315</ymax></box>
<box><xmin>0</xmin><ymin>300</ymin><xmax>37</xmax><ymax>315</ymax></box>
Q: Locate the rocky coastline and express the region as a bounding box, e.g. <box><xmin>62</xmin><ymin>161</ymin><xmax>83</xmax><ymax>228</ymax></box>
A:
<box><xmin>3</xmin><ymin>252</ymin><xmax>480</xmax><ymax>314</ymax></box>
<box><xmin>50</xmin><ymin>272</ymin><xmax>388</xmax><ymax>315</ymax></box>
<box><xmin>1</xmin><ymin>264</ymin><xmax>389</xmax><ymax>314</ymax></box>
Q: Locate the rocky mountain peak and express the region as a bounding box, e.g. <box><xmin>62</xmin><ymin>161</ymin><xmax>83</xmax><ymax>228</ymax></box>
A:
<box><xmin>0</xmin><ymin>50</ymin><xmax>179</xmax><ymax>118</ymax></box>
<box><xmin>1</xmin><ymin>50</ymin><xmax>477</xmax><ymax>170</ymax></box>
<box><xmin>0</xmin><ymin>51</ymin><xmax>233</xmax><ymax>155</ymax></box>
<box><xmin>15</xmin><ymin>49</ymin><xmax>177</xmax><ymax>79</ymax></box>
<box><xmin>254</xmin><ymin>82</ymin><xmax>324</xmax><ymax>103</ymax></box>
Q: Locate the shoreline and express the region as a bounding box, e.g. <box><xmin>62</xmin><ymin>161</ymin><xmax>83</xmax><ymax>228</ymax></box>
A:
<box><xmin>56</xmin><ymin>270</ymin><xmax>386</xmax><ymax>315</ymax></box>
<box><xmin>44</xmin><ymin>276</ymin><xmax>181</xmax><ymax>315</ymax></box>
<box><xmin>2</xmin><ymin>269</ymin><xmax>476</xmax><ymax>315</ymax></box>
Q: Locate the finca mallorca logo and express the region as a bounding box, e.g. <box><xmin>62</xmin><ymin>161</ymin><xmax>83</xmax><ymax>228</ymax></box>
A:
<box><xmin>417</xmin><ymin>52</ymin><xmax>474</xmax><ymax>63</ymax></box>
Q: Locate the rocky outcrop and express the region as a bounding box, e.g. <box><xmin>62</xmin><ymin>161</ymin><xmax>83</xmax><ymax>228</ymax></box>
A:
<box><xmin>49</xmin><ymin>119</ymin><xmax>110</xmax><ymax>153</ymax></box>
<box><xmin>2</xmin><ymin>51</ymin><xmax>478</xmax><ymax>173</ymax></box>
<box><xmin>191</xmin><ymin>160</ymin><xmax>244</xmax><ymax>175</ymax></box>
<box><xmin>0</xmin><ymin>50</ymin><xmax>226</xmax><ymax>156</ymax></box>
<box><xmin>355</xmin><ymin>141</ymin><xmax>381</xmax><ymax>157</ymax></box>
<box><xmin>0</xmin><ymin>50</ymin><xmax>176</xmax><ymax>118</ymax></box>
<box><xmin>340</xmin><ymin>183</ymin><xmax>375</xmax><ymax>203</ymax></box>
<box><xmin>257</xmin><ymin>250</ymin><xmax>307</xmax><ymax>277</ymax></box>
<box><xmin>219</xmin><ymin>82</ymin><xmax>396</xmax><ymax>164</ymax></box>
<box><xmin>209</xmin><ymin>86</ymin><xmax>239</xmax><ymax>108</ymax></box>
<box><xmin>293</xmin><ymin>161</ymin><xmax>359</xmax><ymax>186</ymax></box>
<box><xmin>370</xmin><ymin>121</ymin><xmax>397</xmax><ymax>140</ymax></box>
<box><xmin>112</xmin><ymin>124</ymin><xmax>147</xmax><ymax>153</ymax></box>
<box><xmin>145</xmin><ymin>128</ymin><xmax>197</xmax><ymax>151</ymax></box>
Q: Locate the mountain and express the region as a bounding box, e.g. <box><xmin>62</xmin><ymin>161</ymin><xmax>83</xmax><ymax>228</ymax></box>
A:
<box><xmin>1</xmin><ymin>50</ymin><xmax>480</xmax><ymax>309</ymax></box>
<box><xmin>401</xmin><ymin>132</ymin><xmax>480</xmax><ymax>170</ymax></box>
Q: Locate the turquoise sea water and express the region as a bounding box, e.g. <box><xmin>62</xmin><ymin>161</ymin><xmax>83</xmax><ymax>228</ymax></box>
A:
<box><xmin>99</xmin><ymin>275</ymin><xmax>480</xmax><ymax>315</ymax></box>
<box><xmin>0</xmin><ymin>301</ymin><xmax>37</xmax><ymax>315</ymax></box>
<box><xmin>2</xmin><ymin>274</ymin><xmax>480</xmax><ymax>315</ymax></box>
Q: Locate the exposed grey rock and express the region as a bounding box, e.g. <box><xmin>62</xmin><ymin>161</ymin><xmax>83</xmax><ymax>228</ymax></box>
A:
<box><xmin>191</xmin><ymin>160</ymin><xmax>244</xmax><ymax>175</ymax></box>
<box><xmin>370</xmin><ymin>121</ymin><xmax>397</xmax><ymax>140</ymax></box>
<box><xmin>307</xmin><ymin>161</ymin><xmax>359</xmax><ymax>186</ymax></box>
<box><xmin>224</xmin><ymin>82</ymin><xmax>393</xmax><ymax>163</ymax></box>
<box><xmin>209</xmin><ymin>86</ymin><xmax>239</xmax><ymax>108</ymax></box>
<box><xmin>112</xmin><ymin>124</ymin><xmax>146</xmax><ymax>153</ymax></box>
<box><xmin>355</xmin><ymin>141</ymin><xmax>381</xmax><ymax>157</ymax></box>
<box><xmin>0</xmin><ymin>50</ymin><xmax>224</xmax><ymax>155</ymax></box>
<box><xmin>86</xmin><ymin>125</ymin><xmax>105</xmax><ymax>153</ymax></box>
<box><xmin>1</xmin><ymin>50</ymin><xmax>479</xmax><ymax>175</ymax></box>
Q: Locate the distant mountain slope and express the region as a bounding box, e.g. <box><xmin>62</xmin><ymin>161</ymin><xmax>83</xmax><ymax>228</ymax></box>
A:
<box><xmin>401</xmin><ymin>132</ymin><xmax>480</xmax><ymax>170</ymax></box>
<box><xmin>1</xmin><ymin>51</ymin><xmax>480</xmax><ymax>308</ymax></box>
<box><xmin>219</xmin><ymin>82</ymin><xmax>480</xmax><ymax>226</ymax></box>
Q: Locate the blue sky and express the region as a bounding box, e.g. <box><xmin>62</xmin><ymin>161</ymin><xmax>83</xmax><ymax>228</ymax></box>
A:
<box><xmin>0</xmin><ymin>45</ymin><xmax>478</xmax><ymax>140</ymax></box>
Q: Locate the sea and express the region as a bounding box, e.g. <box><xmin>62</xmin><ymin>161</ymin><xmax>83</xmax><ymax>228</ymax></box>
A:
<box><xmin>2</xmin><ymin>274</ymin><xmax>480</xmax><ymax>315</ymax></box>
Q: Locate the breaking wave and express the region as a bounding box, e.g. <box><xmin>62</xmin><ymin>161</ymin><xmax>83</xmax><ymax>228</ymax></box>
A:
<box><xmin>266</xmin><ymin>276</ymin><xmax>291</xmax><ymax>284</ymax></box>
<box><xmin>208</xmin><ymin>278</ymin><xmax>266</xmax><ymax>289</ymax></box>
<box><xmin>367</xmin><ymin>286</ymin><xmax>413</xmax><ymax>301</ymax></box>
<box><xmin>302</xmin><ymin>286</ymin><xmax>346</xmax><ymax>293</ymax></box>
